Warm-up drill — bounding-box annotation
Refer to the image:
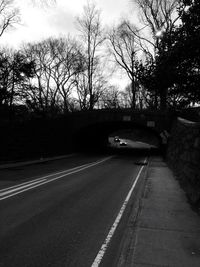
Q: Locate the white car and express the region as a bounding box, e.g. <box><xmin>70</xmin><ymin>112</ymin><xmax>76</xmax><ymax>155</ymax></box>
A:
<box><xmin>114</xmin><ymin>136</ymin><xmax>120</xmax><ymax>142</ymax></box>
<box><xmin>120</xmin><ymin>140</ymin><xmax>127</xmax><ymax>146</ymax></box>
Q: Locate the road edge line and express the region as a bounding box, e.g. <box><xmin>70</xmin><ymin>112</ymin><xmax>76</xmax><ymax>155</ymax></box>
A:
<box><xmin>116</xmin><ymin>157</ymin><xmax>150</xmax><ymax>267</ymax></box>
<box><xmin>91</xmin><ymin>158</ymin><xmax>147</xmax><ymax>267</ymax></box>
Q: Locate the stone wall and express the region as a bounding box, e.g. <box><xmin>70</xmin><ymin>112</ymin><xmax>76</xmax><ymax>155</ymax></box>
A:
<box><xmin>167</xmin><ymin>118</ymin><xmax>200</xmax><ymax>205</ymax></box>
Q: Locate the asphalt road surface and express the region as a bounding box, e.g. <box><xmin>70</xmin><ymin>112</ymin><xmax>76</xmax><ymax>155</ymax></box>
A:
<box><xmin>109</xmin><ymin>138</ymin><xmax>157</xmax><ymax>150</ymax></box>
<box><xmin>0</xmin><ymin>153</ymin><xmax>147</xmax><ymax>267</ymax></box>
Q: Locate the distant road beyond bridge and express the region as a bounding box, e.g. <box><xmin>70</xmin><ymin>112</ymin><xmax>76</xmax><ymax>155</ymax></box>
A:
<box><xmin>66</xmin><ymin>109</ymin><xmax>176</xmax><ymax>149</ymax></box>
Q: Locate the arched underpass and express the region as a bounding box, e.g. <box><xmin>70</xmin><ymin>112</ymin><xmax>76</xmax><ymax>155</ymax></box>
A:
<box><xmin>73</xmin><ymin>121</ymin><xmax>163</xmax><ymax>156</ymax></box>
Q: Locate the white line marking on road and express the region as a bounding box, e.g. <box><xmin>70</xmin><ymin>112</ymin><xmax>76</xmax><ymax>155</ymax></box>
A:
<box><xmin>91</xmin><ymin>158</ymin><xmax>147</xmax><ymax>267</ymax></box>
<box><xmin>0</xmin><ymin>161</ymin><xmax>98</xmax><ymax>193</ymax></box>
<box><xmin>0</xmin><ymin>178</ymin><xmax>47</xmax><ymax>193</ymax></box>
<box><xmin>0</xmin><ymin>179</ymin><xmax>47</xmax><ymax>196</ymax></box>
<box><xmin>0</xmin><ymin>156</ymin><xmax>113</xmax><ymax>201</ymax></box>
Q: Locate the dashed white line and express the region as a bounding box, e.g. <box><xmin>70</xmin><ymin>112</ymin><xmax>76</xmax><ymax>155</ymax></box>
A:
<box><xmin>91</xmin><ymin>158</ymin><xmax>147</xmax><ymax>267</ymax></box>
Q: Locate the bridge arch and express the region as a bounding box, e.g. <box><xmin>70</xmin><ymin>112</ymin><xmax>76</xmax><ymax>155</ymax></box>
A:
<box><xmin>73</xmin><ymin>120</ymin><xmax>163</xmax><ymax>151</ymax></box>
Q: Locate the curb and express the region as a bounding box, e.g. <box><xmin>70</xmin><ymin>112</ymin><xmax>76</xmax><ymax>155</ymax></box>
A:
<box><xmin>0</xmin><ymin>154</ymin><xmax>76</xmax><ymax>170</ymax></box>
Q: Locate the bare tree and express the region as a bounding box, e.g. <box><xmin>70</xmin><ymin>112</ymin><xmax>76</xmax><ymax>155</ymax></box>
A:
<box><xmin>76</xmin><ymin>1</ymin><xmax>105</xmax><ymax>110</ymax></box>
<box><xmin>107</xmin><ymin>20</ymin><xmax>141</xmax><ymax>109</ymax></box>
<box><xmin>22</xmin><ymin>37</ymin><xmax>83</xmax><ymax>114</ymax></box>
<box><xmin>122</xmin><ymin>82</ymin><xmax>151</xmax><ymax>109</ymax></box>
<box><xmin>125</xmin><ymin>0</ymin><xmax>181</xmax><ymax>110</ymax></box>
<box><xmin>0</xmin><ymin>48</ymin><xmax>35</xmax><ymax>114</ymax></box>
<box><xmin>136</xmin><ymin>0</ymin><xmax>179</xmax><ymax>33</ymax></box>
<box><xmin>75</xmin><ymin>61</ymin><xmax>108</xmax><ymax>110</ymax></box>
<box><xmin>44</xmin><ymin>37</ymin><xmax>84</xmax><ymax>113</ymax></box>
<box><xmin>99</xmin><ymin>85</ymin><xmax>121</xmax><ymax>109</ymax></box>
<box><xmin>131</xmin><ymin>0</ymin><xmax>180</xmax><ymax>55</ymax></box>
<box><xmin>0</xmin><ymin>0</ymin><xmax>20</xmax><ymax>38</ymax></box>
<box><xmin>29</xmin><ymin>0</ymin><xmax>56</xmax><ymax>8</ymax></box>
<box><xmin>22</xmin><ymin>41</ymin><xmax>55</xmax><ymax>113</ymax></box>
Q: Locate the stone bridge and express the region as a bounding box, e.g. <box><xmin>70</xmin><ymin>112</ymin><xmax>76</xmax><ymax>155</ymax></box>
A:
<box><xmin>1</xmin><ymin>107</ymin><xmax>199</xmax><ymax>161</ymax></box>
<box><xmin>67</xmin><ymin>109</ymin><xmax>176</xmax><ymax>149</ymax></box>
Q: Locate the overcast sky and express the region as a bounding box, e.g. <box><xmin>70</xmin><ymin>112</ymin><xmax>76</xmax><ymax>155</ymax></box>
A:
<box><xmin>1</xmin><ymin>0</ymin><xmax>138</xmax><ymax>47</ymax></box>
<box><xmin>0</xmin><ymin>0</ymin><xmax>139</xmax><ymax>88</ymax></box>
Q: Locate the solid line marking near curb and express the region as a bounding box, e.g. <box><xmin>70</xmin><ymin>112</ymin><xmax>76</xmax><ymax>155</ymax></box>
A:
<box><xmin>91</xmin><ymin>158</ymin><xmax>147</xmax><ymax>267</ymax></box>
<box><xmin>0</xmin><ymin>156</ymin><xmax>113</xmax><ymax>201</ymax></box>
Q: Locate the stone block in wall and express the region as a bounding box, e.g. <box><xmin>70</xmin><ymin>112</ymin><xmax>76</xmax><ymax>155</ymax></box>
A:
<box><xmin>194</xmin><ymin>137</ymin><xmax>200</xmax><ymax>148</ymax></box>
<box><xmin>190</xmin><ymin>150</ymin><xmax>200</xmax><ymax>164</ymax></box>
<box><xmin>167</xmin><ymin>117</ymin><xmax>200</xmax><ymax>205</ymax></box>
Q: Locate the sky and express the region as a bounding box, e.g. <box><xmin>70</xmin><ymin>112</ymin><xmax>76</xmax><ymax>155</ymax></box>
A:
<box><xmin>1</xmin><ymin>0</ymin><xmax>138</xmax><ymax>47</ymax></box>
<box><xmin>0</xmin><ymin>0</ymin><xmax>139</xmax><ymax>88</ymax></box>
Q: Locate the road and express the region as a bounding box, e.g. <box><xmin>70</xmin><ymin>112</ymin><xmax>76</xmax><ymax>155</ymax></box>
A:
<box><xmin>0</xmin><ymin>153</ymin><xmax>147</xmax><ymax>267</ymax></box>
<box><xmin>109</xmin><ymin>138</ymin><xmax>157</xmax><ymax>150</ymax></box>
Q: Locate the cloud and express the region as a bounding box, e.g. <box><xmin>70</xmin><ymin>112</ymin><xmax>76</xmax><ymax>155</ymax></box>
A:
<box><xmin>0</xmin><ymin>2</ymin><xmax>78</xmax><ymax>47</ymax></box>
<box><xmin>46</xmin><ymin>6</ymin><xmax>76</xmax><ymax>35</ymax></box>
<box><xmin>0</xmin><ymin>0</ymin><xmax>136</xmax><ymax>48</ymax></box>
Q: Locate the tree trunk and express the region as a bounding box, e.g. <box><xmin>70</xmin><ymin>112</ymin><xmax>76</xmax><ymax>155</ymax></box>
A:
<box><xmin>154</xmin><ymin>92</ymin><xmax>158</xmax><ymax>109</ymax></box>
<box><xmin>131</xmin><ymin>78</ymin><xmax>136</xmax><ymax>110</ymax></box>
<box><xmin>89</xmin><ymin>94</ymin><xmax>94</xmax><ymax>110</ymax></box>
<box><xmin>160</xmin><ymin>87</ymin><xmax>167</xmax><ymax>110</ymax></box>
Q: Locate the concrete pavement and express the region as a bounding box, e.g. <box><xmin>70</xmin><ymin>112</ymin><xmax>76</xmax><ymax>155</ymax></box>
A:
<box><xmin>120</xmin><ymin>156</ymin><xmax>200</xmax><ymax>267</ymax></box>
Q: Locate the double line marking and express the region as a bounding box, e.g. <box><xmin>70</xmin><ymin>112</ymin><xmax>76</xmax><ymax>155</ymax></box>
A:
<box><xmin>0</xmin><ymin>156</ymin><xmax>113</xmax><ymax>201</ymax></box>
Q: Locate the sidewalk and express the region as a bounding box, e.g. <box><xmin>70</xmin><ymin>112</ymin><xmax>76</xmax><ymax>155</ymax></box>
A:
<box><xmin>126</xmin><ymin>157</ymin><xmax>200</xmax><ymax>267</ymax></box>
